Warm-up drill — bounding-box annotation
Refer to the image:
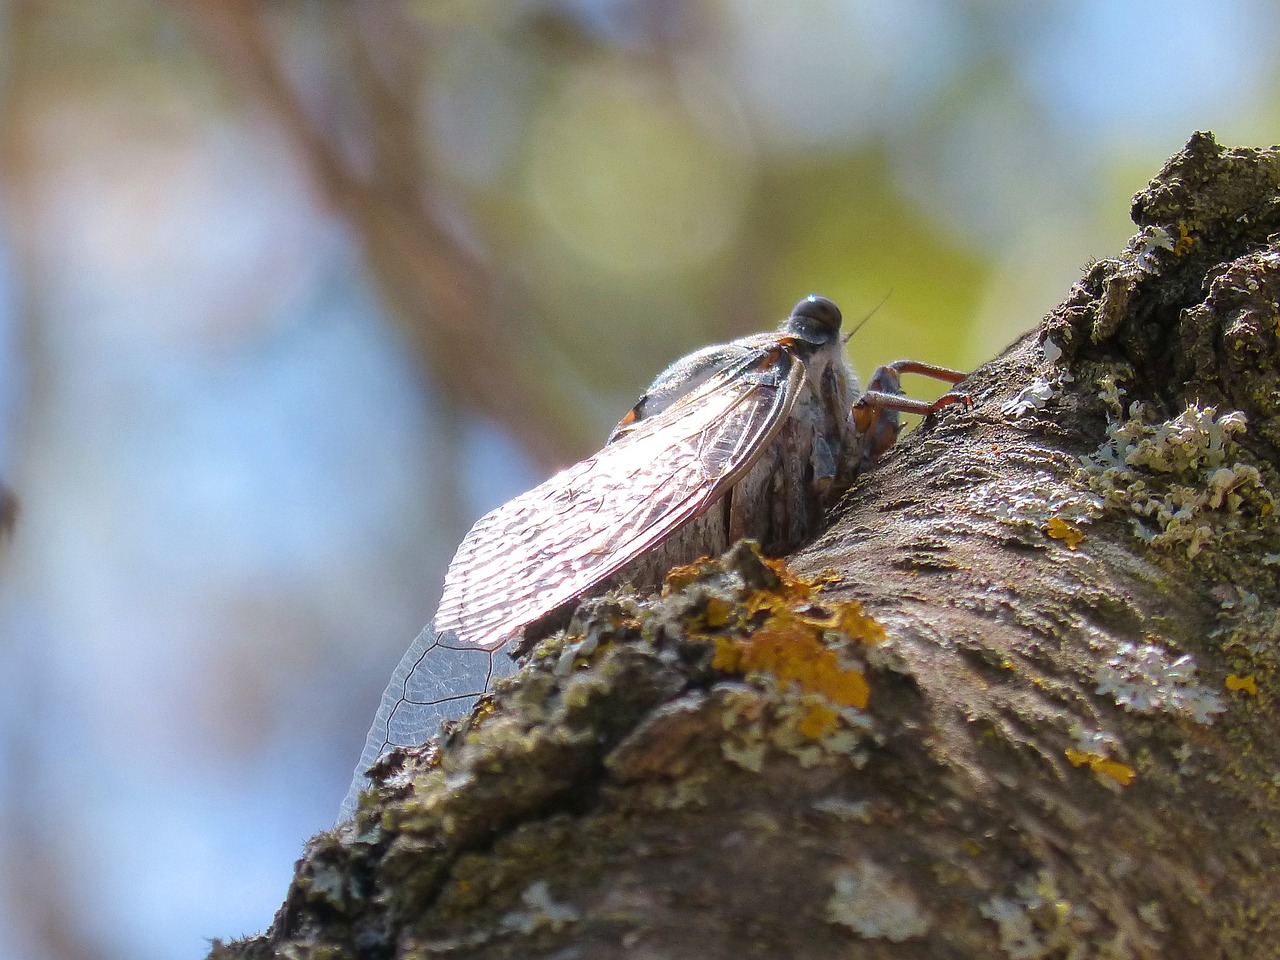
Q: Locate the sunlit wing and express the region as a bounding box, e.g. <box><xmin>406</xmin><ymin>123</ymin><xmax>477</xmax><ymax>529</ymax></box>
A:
<box><xmin>339</xmin><ymin>623</ymin><xmax>519</xmax><ymax>820</ymax></box>
<box><xmin>435</xmin><ymin>342</ymin><xmax>807</xmax><ymax>651</ymax></box>
<box><xmin>341</xmin><ymin>340</ymin><xmax>807</xmax><ymax>819</ymax></box>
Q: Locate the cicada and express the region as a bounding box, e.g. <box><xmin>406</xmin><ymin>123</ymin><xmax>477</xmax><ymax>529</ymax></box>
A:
<box><xmin>341</xmin><ymin>295</ymin><xmax>965</xmax><ymax>817</ymax></box>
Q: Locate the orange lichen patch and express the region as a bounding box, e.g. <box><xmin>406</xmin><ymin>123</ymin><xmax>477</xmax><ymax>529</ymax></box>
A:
<box><xmin>761</xmin><ymin>556</ymin><xmax>821</xmax><ymax>603</ymax></box>
<box><xmin>665</xmin><ymin>547</ymin><xmax>836</xmax><ymax>607</ymax></box>
<box><xmin>811</xmin><ymin>569</ymin><xmax>843</xmax><ymax>589</ymax></box>
<box><xmin>1065</xmin><ymin>748</ymin><xmax>1135</xmax><ymax>787</ymax></box>
<box><xmin>663</xmin><ymin>558</ymin><xmax>716</xmax><ymax>593</ymax></box>
<box><xmin>744</xmin><ymin>590</ymin><xmax>786</xmax><ymax>618</ymax></box>
<box><xmin>1045</xmin><ymin>516</ymin><xmax>1085</xmax><ymax>549</ymax></box>
<box><xmin>703</xmin><ymin>595</ymin><xmax>735</xmax><ymax>629</ymax></box>
<box><xmin>796</xmin><ymin>701</ymin><xmax>840</xmax><ymax>738</ymax></box>
<box><xmin>712</xmin><ymin>610</ymin><xmax>871</xmax><ymax>711</ymax></box>
<box><xmin>668</xmin><ymin>550</ymin><xmax>884</xmax><ymax>737</ymax></box>
<box><xmin>1226</xmin><ymin>674</ymin><xmax>1259</xmax><ymax>696</ymax></box>
<box><xmin>806</xmin><ymin>600</ymin><xmax>888</xmax><ymax>646</ymax></box>
<box><xmin>1174</xmin><ymin>222</ymin><xmax>1195</xmax><ymax>256</ymax></box>
<box><xmin>742</xmin><ymin>590</ymin><xmax>884</xmax><ymax>643</ymax></box>
<box><xmin>469</xmin><ymin>696</ymin><xmax>500</xmax><ymax>726</ymax></box>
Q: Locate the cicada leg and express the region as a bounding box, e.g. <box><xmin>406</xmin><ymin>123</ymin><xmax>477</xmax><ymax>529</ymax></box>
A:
<box><xmin>853</xmin><ymin>360</ymin><xmax>969</xmax><ymax>463</ymax></box>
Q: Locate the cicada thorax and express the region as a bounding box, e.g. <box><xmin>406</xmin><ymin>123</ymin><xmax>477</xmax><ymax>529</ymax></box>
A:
<box><xmin>572</xmin><ymin>331</ymin><xmax>865</xmax><ymax>615</ymax></box>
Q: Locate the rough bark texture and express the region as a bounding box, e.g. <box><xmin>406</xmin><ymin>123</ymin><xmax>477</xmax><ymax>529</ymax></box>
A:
<box><xmin>212</xmin><ymin>133</ymin><xmax>1280</xmax><ymax>960</ymax></box>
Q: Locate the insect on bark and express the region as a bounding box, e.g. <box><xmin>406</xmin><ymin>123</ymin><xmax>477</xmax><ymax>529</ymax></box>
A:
<box><xmin>340</xmin><ymin>295</ymin><xmax>966</xmax><ymax>819</ymax></box>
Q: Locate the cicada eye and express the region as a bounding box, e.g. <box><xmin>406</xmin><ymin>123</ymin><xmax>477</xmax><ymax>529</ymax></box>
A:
<box><xmin>789</xmin><ymin>295</ymin><xmax>843</xmax><ymax>336</ymax></box>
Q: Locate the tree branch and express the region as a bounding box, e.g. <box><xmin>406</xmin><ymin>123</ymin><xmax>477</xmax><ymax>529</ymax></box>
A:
<box><xmin>213</xmin><ymin>133</ymin><xmax>1280</xmax><ymax>959</ymax></box>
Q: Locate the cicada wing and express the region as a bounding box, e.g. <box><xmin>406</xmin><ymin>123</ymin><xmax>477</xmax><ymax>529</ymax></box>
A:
<box><xmin>339</xmin><ymin>622</ymin><xmax>518</xmax><ymax>821</ymax></box>
<box><xmin>341</xmin><ymin>346</ymin><xmax>804</xmax><ymax>818</ymax></box>
<box><xmin>436</xmin><ymin>344</ymin><xmax>807</xmax><ymax>651</ymax></box>
<box><xmin>341</xmin><ymin>342</ymin><xmax>805</xmax><ymax>820</ymax></box>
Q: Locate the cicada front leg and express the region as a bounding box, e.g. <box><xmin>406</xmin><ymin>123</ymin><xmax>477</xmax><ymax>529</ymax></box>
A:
<box><xmin>853</xmin><ymin>360</ymin><xmax>969</xmax><ymax>463</ymax></box>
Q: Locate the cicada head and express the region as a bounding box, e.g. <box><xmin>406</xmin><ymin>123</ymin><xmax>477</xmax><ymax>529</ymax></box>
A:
<box><xmin>782</xmin><ymin>294</ymin><xmax>843</xmax><ymax>348</ymax></box>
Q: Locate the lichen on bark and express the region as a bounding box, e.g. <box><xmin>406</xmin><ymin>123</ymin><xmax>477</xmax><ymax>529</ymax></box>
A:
<box><xmin>211</xmin><ymin>133</ymin><xmax>1280</xmax><ymax>960</ymax></box>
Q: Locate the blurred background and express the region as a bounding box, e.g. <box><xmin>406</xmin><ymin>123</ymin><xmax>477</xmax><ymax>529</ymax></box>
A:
<box><xmin>0</xmin><ymin>1</ymin><xmax>1275</xmax><ymax>957</ymax></box>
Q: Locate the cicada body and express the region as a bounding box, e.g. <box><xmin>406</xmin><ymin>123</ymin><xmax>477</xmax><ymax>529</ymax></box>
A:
<box><xmin>340</xmin><ymin>296</ymin><xmax>964</xmax><ymax>818</ymax></box>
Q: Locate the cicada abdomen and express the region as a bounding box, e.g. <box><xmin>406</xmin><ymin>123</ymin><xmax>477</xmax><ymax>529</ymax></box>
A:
<box><xmin>340</xmin><ymin>296</ymin><xmax>964</xmax><ymax>819</ymax></box>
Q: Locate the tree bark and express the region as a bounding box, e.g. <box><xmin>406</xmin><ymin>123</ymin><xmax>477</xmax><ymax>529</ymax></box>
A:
<box><xmin>212</xmin><ymin>133</ymin><xmax>1280</xmax><ymax>960</ymax></box>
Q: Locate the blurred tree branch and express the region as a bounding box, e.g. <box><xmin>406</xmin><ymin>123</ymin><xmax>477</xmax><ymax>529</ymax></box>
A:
<box><xmin>0</xmin><ymin>7</ymin><xmax>125</xmax><ymax>960</ymax></box>
<box><xmin>212</xmin><ymin>135</ymin><xmax>1280</xmax><ymax>959</ymax></box>
<box><xmin>0</xmin><ymin>483</ymin><xmax>15</xmax><ymax>545</ymax></box>
<box><xmin>180</xmin><ymin>0</ymin><xmax>581</xmax><ymax>468</ymax></box>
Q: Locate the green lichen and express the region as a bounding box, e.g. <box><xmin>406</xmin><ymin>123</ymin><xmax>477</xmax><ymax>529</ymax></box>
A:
<box><xmin>715</xmin><ymin>681</ymin><xmax>875</xmax><ymax>772</ymax></box>
<box><xmin>980</xmin><ymin>869</ymin><xmax>1160</xmax><ymax>960</ymax></box>
<box><xmin>825</xmin><ymin>859</ymin><xmax>931</xmax><ymax>941</ymax></box>
<box><xmin>1083</xmin><ymin>375</ymin><xmax>1278</xmax><ymax>562</ymax></box>
<box><xmin>1209</xmin><ymin>587</ymin><xmax>1280</xmax><ymax>716</ymax></box>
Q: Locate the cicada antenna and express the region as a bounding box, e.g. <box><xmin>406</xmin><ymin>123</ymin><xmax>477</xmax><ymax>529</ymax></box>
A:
<box><xmin>843</xmin><ymin>289</ymin><xmax>893</xmax><ymax>344</ymax></box>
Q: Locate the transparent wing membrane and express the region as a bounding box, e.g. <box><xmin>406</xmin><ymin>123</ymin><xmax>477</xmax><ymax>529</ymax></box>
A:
<box><xmin>339</xmin><ymin>626</ymin><xmax>519</xmax><ymax>820</ymax></box>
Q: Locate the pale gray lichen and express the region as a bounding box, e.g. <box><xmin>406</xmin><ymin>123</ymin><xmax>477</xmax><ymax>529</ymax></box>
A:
<box><xmin>812</xmin><ymin>797</ymin><xmax>873</xmax><ymax>823</ymax></box>
<box><xmin>1094</xmin><ymin>642</ymin><xmax>1224</xmax><ymax>724</ymax></box>
<box><xmin>498</xmin><ymin>880</ymin><xmax>580</xmax><ymax>936</ymax></box>
<box><xmin>1001</xmin><ymin>372</ymin><xmax>1076</xmax><ymax>419</ymax></box>
<box><xmin>981</xmin><ymin>869</ymin><xmax>1159</xmax><ymax>960</ymax></box>
<box><xmin>1002</xmin><ymin>377</ymin><xmax>1057</xmax><ymax>418</ymax></box>
<box><xmin>970</xmin><ymin>470</ymin><xmax>1103</xmax><ymax>528</ymax></box>
<box><xmin>980</xmin><ymin>895</ymin><xmax>1046</xmax><ymax>960</ymax></box>
<box><xmin>305</xmin><ymin>863</ymin><xmax>350</xmax><ymax>908</ymax></box>
<box><xmin>1137</xmin><ymin>902</ymin><xmax>1169</xmax><ymax>934</ymax></box>
<box><xmin>416</xmin><ymin>881</ymin><xmax>581</xmax><ymax>955</ymax></box>
<box><xmin>552</xmin><ymin>625</ymin><xmax>602</xmax><ymax>677</ymax></box>
<box><xmin>1083</xmin><ymin>382</ymin><xmax>1277</xmax><ymax>558</ymax></box>
<box><xmin>980</xmin><ymin>871</ymin><xmax>1099</xmax><ymax>960</ymax></box>
<box><xmin>1070</xmin><ymin>726</ymin><xmax>1125</xmax><ymax>758</ymax></box>
<box><xmin>771</xmin><ymin>695</ymin><xmax>873</xmax><ymax>767</ymax></box>
<box><xmin>718</xmin><ymin>683</ymin><xmax>874</xmax><ymax>772</ymax></box>
<box><xmin>1042</xmin><ymin>337</ymin><xmax>1064</xmax><ymax>366</ymax></box>
<box><xmin>643</xmin><ymin>773</ymin><xmax>711</xmax><ymax>809</ymax></box>
<box><xmin>825</xmin><ymin>860</ymin><xmax>930</xmax><ymax>941</ymax></box>
<box><xmin>418</xmin><ymin>927</ymin><xmax>495</xmax><ymax>954</ymax></box>
<box><xmin>721</xmin><ymin>736</ymin><xmax>768</xmax><ymax>773</ymax></box>
<box><xmin>1211</xmin><ymin>589</ymin><xmax>1280</xmax><ymax>657</ymax></box>
<box><xmin>999</xmin><ymin>334</ymin><xmax>1073</xmax><ymax>417</ymax></box>
<box><xmin>1134</xmin><ymin>225</ymin><xmax>1175</xmax><ymax>272</ymax></box>
<box><xmin>1089</xmin><ymin>400</ymin><xmax>1246</xmax><ymax>475</ymax></box>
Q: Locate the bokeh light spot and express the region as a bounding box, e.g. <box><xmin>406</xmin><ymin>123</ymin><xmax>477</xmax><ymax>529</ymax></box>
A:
<box><xmin>527</xmin><ymin>62</ymin><xmax>752</xmax><ymax>276</ymax></box>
